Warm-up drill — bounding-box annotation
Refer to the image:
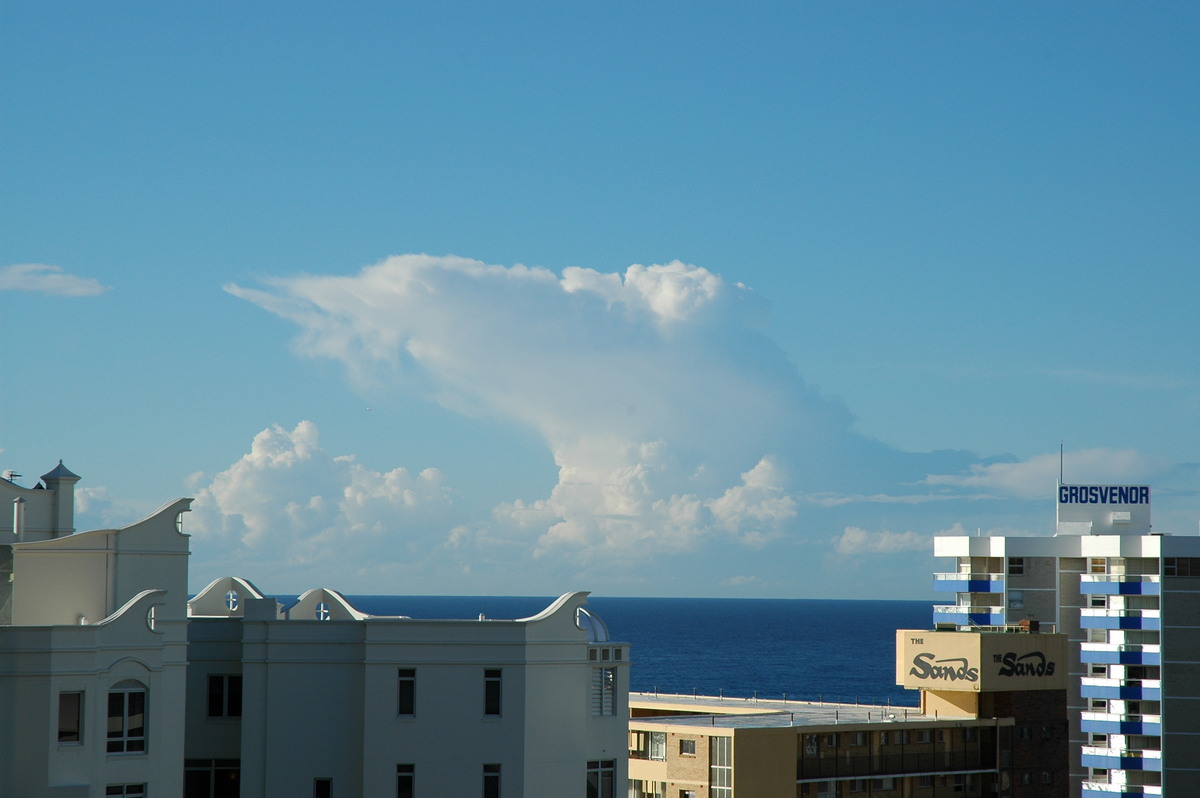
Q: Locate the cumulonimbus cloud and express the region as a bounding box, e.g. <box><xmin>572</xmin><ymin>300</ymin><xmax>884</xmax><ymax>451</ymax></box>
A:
<box><xmin>0</xmin><ymin>263</ymin><xmax>111</xmax><ymax>296</ymax></box>
<box><xmin>223</xmin><ymin>255</ymin><xmax>860</xmax><ymax>560</ymax></box>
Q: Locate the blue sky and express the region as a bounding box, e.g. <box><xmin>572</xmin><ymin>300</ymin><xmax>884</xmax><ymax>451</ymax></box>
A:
<box><xmin>3</xmin><ymin>3</ymin><xmax>1198</xmax><ymax>599</ymax></box>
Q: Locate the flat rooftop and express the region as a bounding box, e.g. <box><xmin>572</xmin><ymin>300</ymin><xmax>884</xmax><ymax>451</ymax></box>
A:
<box><xmin>631</xmin><ymin>692</ymin><xmax>999</xmax><ymax>730</ymax></box>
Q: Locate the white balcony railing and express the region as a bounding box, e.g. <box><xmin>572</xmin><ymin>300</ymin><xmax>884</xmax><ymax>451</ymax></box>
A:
<box><xmin>1081</xmin><ymin>677</ymin><xmax>1161</xmax><ymax>690</ymax></box>
<box><xmin>1082</xmin><ymin>782</ymin><xmax>1162</xmax><ymax>796</ymax></box>
<box><xmin>1081</xmin><ymin>711</ymin><xmax>1162</xmax><ymax>725</ymax></box>
<box><xmin>1081</xmin><ymin>643</ymin><xmax>1161</xmax><ymax>655</ymax></box>
<box><xmin>1081</xmin><ymin>609</ymin><xmax>1161</xmax><ymax>620</ymax></box>
<box><xmin>1081</xmin><ymin>574</ymin><xmax>1161</xmax><ymax>583</ymax></box>
<box><xmin>1082</xmin><ymin>746</ymin><xmax>1162</xmax><ymax>761</ymax></box>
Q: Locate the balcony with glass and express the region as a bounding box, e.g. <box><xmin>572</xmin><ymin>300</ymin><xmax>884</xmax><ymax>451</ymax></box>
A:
<box><xmin>1082</xmin><ymin>782</ymin><xmax>1162</xmax><ymax>797</ymax></box>
<box><xmin>1080</xmin><ymin>710</ymin><xmax>1161</xmax><ymax>736</ymax></box>
<box><xmin>1080</xmin><ymin>678</ymin><xmax>1161</xmax><ymax>701</ymax></box>
<box><xmin>932</xmin><ymin>572</ymin><xmax>1004</xmax><ymax>593</ymax></box>
<box><xmin>1080</xmin><ymin>609</ymin><xmax>1160</xmax><ymax>631</ymax></box>
<box><xmin>932</xmin><ymin>603</ymin><xmax>1005</xmax><ymax>627</ymax></box>
<box><xmin>1080</xmin><ymin>643</ymin><xmax>1160</xmax><ymax>666</ymax></box>
<box><xmin>1080</xmin><ymin>575</ymin><xmax>1161</xmax><ymax>596</ymax></box>
<box><xmin>1080</xmin><ymin>746</ymin><xmax>1162</xmax><ymax>771</ymax></box>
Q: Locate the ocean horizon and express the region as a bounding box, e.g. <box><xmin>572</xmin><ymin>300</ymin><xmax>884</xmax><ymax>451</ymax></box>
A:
<box><xmin>294</xmin><ymin>595</ymin><xmax>932</xmax><ymax>708</ymax></box>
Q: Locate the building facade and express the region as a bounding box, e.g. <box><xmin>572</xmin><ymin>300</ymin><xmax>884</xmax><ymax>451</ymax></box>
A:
<box><xmin>1</xmin><ymin>464</ymin><xmax>628</xmax><ymax>797</ymax></box>
<box><xmin>934</xmin><ymin>483</ymin><xmax>1200</xmax><ymax>797</ymax></box>
<box><xmin>185</xmin><ymin>579</ymin><xmax>629</xmax><ymax>797</ymax></box>
<box><xmin>629</xmin><ymin>693</ymin><xmax>1014</xmax><ymax>798</ymax></box>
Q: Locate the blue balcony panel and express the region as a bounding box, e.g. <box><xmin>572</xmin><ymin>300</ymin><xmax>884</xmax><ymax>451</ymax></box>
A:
<box><xmin>1079</xmin><ymin>648</ymin><xmax>1160</xmax><ymax>666</ymax></box>
<box><xmin>932</xmin><ymin>578</ymin><xmax>1004</xmax><ymax>593</ymax></box>
<box><xmin>1081</xmin><ymin>752</ymin><xmax>1161</xmax><ymax>772</ymax></box>
<box><xmin>1080</xmin><ymin>683</ymin><xmax>1161</xmax><ymax>701</ymax></box>
<box><xmin>1079</xmin><ymin>579</ymin><xmax>1161</xmax><ymax>596</ymax></box>
<box><xmin>1080</xmin><ymin>718</ymin><xmax>1161</xmax><ymax>736</ymax></box>
<box><xmin>931</xmin><ymin>609</ymin><xmax>1006</xmax><ymax>627</ymax></box>
<box><xmin>1080</xmin><ymin>614</ymin><xmax>1160</xmax><ymax>631</ymax></box>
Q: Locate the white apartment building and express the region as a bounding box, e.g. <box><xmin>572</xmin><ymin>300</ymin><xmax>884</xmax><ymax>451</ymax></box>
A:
<box><xmin>1</xmin><ymin>463</ymin><xmax>628</xmax><ymax>797</ymax></box>
<box><xmin>934</xmin><ymin>483</ymin><xmax>1200</xmax><ymax>798</ymax></box>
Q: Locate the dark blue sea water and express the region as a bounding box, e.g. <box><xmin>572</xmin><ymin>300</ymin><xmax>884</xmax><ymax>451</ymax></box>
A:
<box><xmin>332</xmin><ymin>596</ymin><xmax>930</xmax><ymax>708</ymax></box>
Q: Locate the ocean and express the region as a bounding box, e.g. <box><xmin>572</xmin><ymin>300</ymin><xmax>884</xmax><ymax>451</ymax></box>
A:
<box><xmin>333</xmin><ymin>596</ymin><xmax>931</xmax><ymax>708</ymax></box>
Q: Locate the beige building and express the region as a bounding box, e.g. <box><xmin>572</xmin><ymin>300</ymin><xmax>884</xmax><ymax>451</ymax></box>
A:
<box><xmin>629</xmin><ymin>692</ymin><xmax>1013</xmax><ymax>798</ymax></box>
<box><xmin>627</xmin><ymin>626</ymin><xmax>1070</xmax><ymax>798</ymax></box>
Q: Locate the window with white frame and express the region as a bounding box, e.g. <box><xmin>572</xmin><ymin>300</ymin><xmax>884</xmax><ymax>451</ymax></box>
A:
<box><xmin>710</xmin><ymin>736</ymin><xmax>731</xmax><ymax>798</ymax></box>
<box><xmin>484</xmin><ymin>670</ymin><xmax>502</xmax><ymax>716</ymax></box>
<box><xmin>59</xmin><ymin>691</ymin><xmax>83</xmax><ymax>744</ymax></box>
<box><xmin>679</xmin><ymin>738</ymin><xmax>696</xmax><ymax>756</ymax></box>
<box><xmin>592</xmin><ymin>668</ymin><xmax>615</xmax><ymax>716</ymax></box>
<box><xmin>483</xmin><ymin>764</ymin><xmax>501</xmax><ymax>798</ymax></box>
<box><xmin>397</xmin><ymin>669</ymin><xmax>415</xmax><ymax>716</ymax></box>
<box><xmin>586</xmin><ymin>759</ymin><xmax>614</xmax><ymax>798</ymax></box>
<box><xmin>649</xmin><ymin>732</ymin><xmax>666</xmax><ymax>761</ymax></box>
<box><xmin>107</xmin><ymin>682</ymin><xmax>146</xmax><ymax>754</ymax></box>
<box><xmin>105</xmin><ymin>786</ymin><xmax>146</xmax><ymax>798</ymax></box>
<box><xmin>396</xmin><ymin>764</ymin><xmax>414</xmax><ymax>798</ymax></box>
<box><xmin>207</xmin><ymin>675</ymin><xmax>242</xmax><ymax>718</ymax></box>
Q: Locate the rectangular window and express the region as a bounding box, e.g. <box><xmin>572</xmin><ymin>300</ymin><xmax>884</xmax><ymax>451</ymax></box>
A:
<box><xmin>107</xmin><ymin>688</ymin><xmax>146</xmax><ymax>754</ymax></box>
<box><xmin>184</xmin><ymin>758</ymin><xmax>241</xmax><ymax>798</ymax></box>
<box><xmin>484</xmin><ymin>670</ymin><xmax>502</xmax><ymax>716</ymax></box>
<box><xmin>586</xmin><ymin>759</ymin><xmax>615</xmax><ymax>798</ymax></box>
<box><xmin>59</xmin><ymin>691</ymin><xmax>83</xmax><ymax>743</ymax></box>
<box><xmin>1008</xmin><ymin>557</ymin><xmax>1024</xmax><ymax>576</ymax></box>
<box><xmin>483</xmin><ymin>764</ymin><xmax>501</xmax><ymax>798</ymax></box>
<box><xmin>918</xmin><ymin>775</ymin><xmax>934</xmax><ymax>788</ymax></box>
<box><xmin>710</xmin><ymin>736</ymin><xmax>731</xmax><ymax>798</ymax></box>
<box><xmin>1091</xmin><ymin>558</ymin><xmax>1107</xmax><ymax>574</ymax></box>
<box><xmin>105</xmin><ymin>787</ymin><xmax>146</xmax><ymax>798</ymax></box>
<box><xmin>207</xmin><ymin>675</ymin><xmax>242</xmax><ymax>718</ymax></box>
<box><xmin>397</xmin><ymin>669</ymin><xmax>415</xmax><ymax>716</ymax></box>
<box><xmin>1007</xmin><ymin>590</ymin><xmax>1024</xmax><ymax>610</ymax></box>
<box><xmin>851</xmin><ymin>731</ymin><xmax>866</xmax><ymax>746</ymax></box>
<box><xmin>917</xmin><ymin>730</ymin><xmax>931</xmax><ymax>744</ymax></box>
<box><xmin>649</xmin><ymin>732</ymin><xmax>666</xmax><ymax>761</ymax></box>
<box><xmin>897</xmin><ymin>730</ymin><xmax>910</xmax><ymax>745</ymax></box>
<box><xmin>679</xmin><ymin>738</ymin><xmax>696</xmax><ymax>755</ymax></box>
<box><xmin>1091</xmin><ymin>594</ymin><xmax>1107</xmax><ymax>608</ymax></box>
<box><xmin>824</xmin><ymin>733</ymin><xmax>838</xmax><ymax>747</ymax></box>
<box><xmin>879</xmin><ymin>731</ymin><xmax>888</xmax><ymax>746</ymax></box>
<box><xmin>592</xmin><ymin>668</ymin><xmax>615</xmax><ymax>716</ymax></box>
<box><xmin>396</xmin><ymin>764</ymin><xmax>414</xmax><ymax>798</ymax></box>
<box><xmin>314</xmin><ymin>778</ymin><xmax>332</xmax><ymax>798</ymax></box>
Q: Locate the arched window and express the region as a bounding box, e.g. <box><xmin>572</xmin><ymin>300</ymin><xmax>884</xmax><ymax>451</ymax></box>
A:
<box><xmin>107</xmin><ymin>680</ymin><xmax>147</xmax><ymax>754</ymax></box>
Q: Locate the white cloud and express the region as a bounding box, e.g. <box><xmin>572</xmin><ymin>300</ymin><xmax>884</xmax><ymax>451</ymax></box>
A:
<box><xmin>226</xmin><ymin>255</ymin><xmax>862</xmax><ymax>563</ymax></box>
<box><xmin>925</xmin><ymin>448</ymin><xmax>1157</xmax><ymax>499</ymax></box>
<box><xmin>832</xmin><ymin>526</ymin><xmax>930</xmax><ymax>555</ymax></box>
<box><xmin>186</xmin><ymin>421</ymin><xmax>459</xmax><ymax>580</ymax></box>
<box><xmin>0</xmin><ymin>263</ymin><xmax>110</xmax><ymax>296</ymax></box>
<box><xmin>220</xmin><ymin>255</ymin><xmax>1181</xmax><ymax>592</ymax></box>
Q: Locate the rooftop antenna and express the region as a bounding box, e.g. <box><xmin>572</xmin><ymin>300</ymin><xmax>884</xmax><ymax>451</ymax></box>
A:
<box><xmin>2</xmin><ymin>470</ymin><xmax>20</xmax><ymax>483</ymax></box>
<box><xmin>1059</xmin><ymin>442</ymin><xmax>1064</xmax><ymax>485</ymax></box>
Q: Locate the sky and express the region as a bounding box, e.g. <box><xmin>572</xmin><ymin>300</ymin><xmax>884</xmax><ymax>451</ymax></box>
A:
<box><xmin>2</xmin><ymin>3</ymin><xmax>1199</xmax><ymax>600</ymax></box>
